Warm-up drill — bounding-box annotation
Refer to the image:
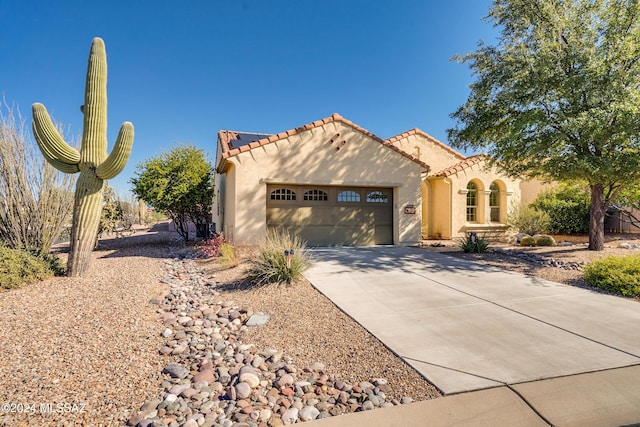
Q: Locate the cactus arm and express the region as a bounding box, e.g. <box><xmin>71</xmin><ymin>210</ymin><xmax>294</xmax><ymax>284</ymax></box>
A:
<box><xmin>32</xmin><ymin>103</ymin><xmax>81</xmax><ymax>166</ymax></box>
<box><xmin>96</xmin><ymin>122</ymin><xmax>134</xmax><ymax>180</ymax></box>
<box><xmin>31</xmin><ymin>121</ymin><xmax>80</xmax><ymax>174</ymax></box>
<box><xmin>81</xmin><ymin>37</ymin><xmax>108</xmax><ymax>167</ymax></box>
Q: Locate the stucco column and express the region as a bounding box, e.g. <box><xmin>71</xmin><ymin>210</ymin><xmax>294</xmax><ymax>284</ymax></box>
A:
<box><xmin>483</xmin><ymin>189</ymin><xmax>492</xmax><ymax>224</ymax></box>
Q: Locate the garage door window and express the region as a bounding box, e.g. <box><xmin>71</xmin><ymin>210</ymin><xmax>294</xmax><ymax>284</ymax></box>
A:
<box><xmin>304</xmin><ymin>189</ymin><xmax>328</xmax><ymax>201</ymax></box>
<box><xmin>366</xmin><ymin>191</ymin><xmax>389</xmax><ymax>203</ymax></box>
<box><xmin>337</xmin><ymin>190</ymin><xmax>361</xmax><ymax>203</ymax></box>
<box><xmin>271</xmin><ymin>188</ymin><xmax>296</xmax><ymax>201</ymax></box>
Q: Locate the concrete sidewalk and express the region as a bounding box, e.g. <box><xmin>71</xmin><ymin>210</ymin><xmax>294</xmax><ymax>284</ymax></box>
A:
<box><xmin>306</xmin><ymin>365</ymin><xmax>640</xmax><ymax>426</ymax></box>
<box><xmin>304</xmin><ymin>246</ymin><xmax>640</xmax><ymax>425</ymax></box>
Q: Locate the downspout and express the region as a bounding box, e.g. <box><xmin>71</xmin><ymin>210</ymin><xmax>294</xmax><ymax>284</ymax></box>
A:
<box><xmin>215</xmin><ymin>157</ymin><xmax>228</xmax><ymax>236</ymax></box>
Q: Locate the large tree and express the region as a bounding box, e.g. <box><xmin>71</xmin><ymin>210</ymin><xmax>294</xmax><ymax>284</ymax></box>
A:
<box><xmin>448</xmin><ymin>0</ymin><xmax>640</xmax><ymax>250</ymax></box>
<box><xmin>130</xmin><ymin>143</ymin><xmax>213</xmax><ymax>241</ymax></box>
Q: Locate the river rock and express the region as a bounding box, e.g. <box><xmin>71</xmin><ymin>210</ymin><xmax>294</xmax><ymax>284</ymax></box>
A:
<box><xmin>163</xmin><ymin>363</ymin><xmax>189</xmax><ymax>379</ymax></box>
<box><xmin>281</xmin><ymin>407</ymin><xmax>299</xmax><ymax>425</ymax></box>
<box><xmin>299</xmin><ymin>405</ymin><xmax>320</xmax><ymax>421</ymax></box>
<box><xmin>239</xmin><ymin>372</ymin><xmax>260</xmax><ymax>388</ymax></box>
<box><xmin>235</xmin><ymin>382</ymin><xmax>252</xmax><ymax>399</ymax></box>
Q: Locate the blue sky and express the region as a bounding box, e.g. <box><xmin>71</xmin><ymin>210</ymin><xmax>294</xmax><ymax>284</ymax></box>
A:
<box><xmin>0</xmin><ymin>0</ymin><xmax>497</xmax><ymax>194</ymax></box>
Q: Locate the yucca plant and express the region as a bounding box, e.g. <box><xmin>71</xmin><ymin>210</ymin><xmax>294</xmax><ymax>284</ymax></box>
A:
<box><xmin>246</xmin><ymin>229</ymin><xmax>312</xmax><ymax>286</ymax></box>
<box><xmin>459</xmin><ymin>232</ymin><xmax>489</xmax><ymax>253</ymax></box>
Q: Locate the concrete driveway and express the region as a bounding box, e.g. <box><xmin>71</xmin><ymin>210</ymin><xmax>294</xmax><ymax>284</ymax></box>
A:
<box><xmin>304</xmin><ymin>246</ymin><xmax>640</xmax><ymax>395</ymax></box>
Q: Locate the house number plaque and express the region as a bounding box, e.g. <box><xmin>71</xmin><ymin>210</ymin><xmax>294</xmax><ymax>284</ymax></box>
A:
<box><xmin>403</xmin><ymin>205</ymin><xmax>416</xmax><ymax>215</ymax></box>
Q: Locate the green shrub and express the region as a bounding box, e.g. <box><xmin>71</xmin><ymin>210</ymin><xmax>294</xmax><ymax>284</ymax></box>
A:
<box><xmin>520</xmin><ymin>236</ymin><xmax>536</xmax><ymax>246</ymax></box>
<box><xmin>246</xmin><ymin>230</ymin><xmax>313</xmax><ymax>286</ymax></box>
<box><xmin>26</xmin><ymin>248</ymin><xmax>66</xmax><ymax>276</ymax></box>
<box><xmin>220</xmin><ymin>242</ymin><xmax>238</xmax><ymax>268</ymax></box>
<box><xmin>459</xmin><ymin>233</ymin><xmax>489</xmax><ymax>253</ymax></box>
<box><xmin>535</xmin><ymin>235</ymin><xmax>556</xmax><ymax>246</ymax></box>
<box><xmin>0</xmin><ymin>247</ymin><xmax>61</xmax><ymax>290</ymax></box>
<box><xmin>531</xmin><ymin>182</ymin><xmax>590</xmax><ymax>234</ymax></box>
<box><xmin>583</xmin><ymin>254</ymin><xmax>640</xmax><ymax>297</ymax></box>
<box><xmin>507</xmin><ymin>204</ymin><xmax>551</xmax><ymax>236</ymax></box>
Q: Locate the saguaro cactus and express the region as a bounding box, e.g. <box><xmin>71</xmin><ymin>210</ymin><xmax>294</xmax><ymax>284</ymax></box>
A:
<box><xmin>32</xmin><ymin>37</ymin><xmax>134</xmax><ymax>276</ymax></box>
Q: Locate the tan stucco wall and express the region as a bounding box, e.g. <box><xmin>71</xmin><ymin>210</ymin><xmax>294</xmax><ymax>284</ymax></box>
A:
<box><xmin>520</xmin><ymin>179</ymin><xmax>556</xmax><ymax>206</ymax></box>
<box><xmin>390</xmin><ymin>133</ymin><xmax>464</xmax><ymax>173</ymax></box>
<box><xmin>221</xmin><ymin>121</ymin><xmax>424</xmax><ymax>245</ymax></box>
<box><xmin>429</xmin><ymin>161</ymin><xmax>521</xmax><ymax>239</ymax></box>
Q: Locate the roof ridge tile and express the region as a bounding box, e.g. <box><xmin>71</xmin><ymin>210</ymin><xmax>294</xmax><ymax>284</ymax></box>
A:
<box><xmin>433</xmin><ymin>154</ymin><xmax>488</xmax><ymax>177</ymax></box>
<box><xmin>386</xmin><ymin>128</ymin><xmax>465</xmax><ymax>159</ymax></box>
<box><xmin>217</xmin><ymin>113</ymin><xmax>432</xmax><ymax>171</ymax></box>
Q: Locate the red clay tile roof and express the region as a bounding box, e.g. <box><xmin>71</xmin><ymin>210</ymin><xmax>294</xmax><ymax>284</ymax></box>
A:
<box><xmin>385</xmin><ymin>128</ymin><xmax>466</xmax><ymax>160</ymax></box>
<box><xmin>217</xmin><ymin>113</ymin><xmax>430</xmax><ymax>171</ymax></box>
<box><xmin>433</xmin><ymin>154</ymin><xmax>488</xmax><ymax>177</ymax></box>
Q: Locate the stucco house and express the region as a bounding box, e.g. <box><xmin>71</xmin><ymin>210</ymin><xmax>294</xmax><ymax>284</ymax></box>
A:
<box><xmin>212</xmin><ymin>113</ymin><xmax>535</xmax><ymax>246</ymax></box>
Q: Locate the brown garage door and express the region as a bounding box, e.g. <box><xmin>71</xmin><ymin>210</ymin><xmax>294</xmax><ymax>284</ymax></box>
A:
<box><xmin>266</xmin><ymin>185</ymin><xmax>393</xmax><ymax>246</ymax></box>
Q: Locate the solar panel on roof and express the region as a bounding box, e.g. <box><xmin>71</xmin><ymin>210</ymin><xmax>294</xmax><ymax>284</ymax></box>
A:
<box><xmin>228</xmin><ymin>132</ymin><xmax>272</xmax><ymax>148</ymax></box>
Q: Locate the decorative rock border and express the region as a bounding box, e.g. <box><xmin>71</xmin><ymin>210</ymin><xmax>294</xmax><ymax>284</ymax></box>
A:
<box><xmin>618</xmin><ymin>242</ymin><xmax>640</xmax><ymax>250</ymax></box>
<box><xmin>128</xmin><ymin>255</ymin><xmax>413</xmax><ymax>427</ymax></box>
<box><xmin>492</xmin><ymin>247</ymin><xmax>584</xmax><ymax>271</ymax></box>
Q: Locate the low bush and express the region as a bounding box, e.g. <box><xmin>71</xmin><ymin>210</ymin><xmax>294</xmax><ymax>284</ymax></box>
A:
<box><xmin>535</xmin><ymin>235</ymin><xmax>556</xmax><ymax>247</ymax></box>
<box><xmin>195</xmin><ymin>234</ymin><xmax>227</xmax><ymax>258</ymax></box>
<box><xmin>583</xmin><ymin>254</ymin><xmax>640</xmax><ymax>297</ymax></box>
<box><xmin>507</xmin><ymin>204</ymin><xmax>551</xmax><ymax>236</ymax></box>
<box><xmin>219</xmin><ymin>243</ymin><xmax>238</xmax><ymax>268</ymax></box>
<box><xmin>0</xmin><ymin>247</ymin><xmax>62</xmax><ymax>290</ymax></box>
<box><xmin>459</xmin><ymin>233</ymin><xmax>489</xmax><ymax>253</ymax></box>
<box><xmin>520</xmin><ymin>236</ymin><xmax>536</xmax><ymax>246</ymax></box>
<box><xmin>246</xmin><ymin>230</ymin><xmax>312</xmax><ymax>286</ymax></box>
<box><xmin>27</xmin><ymin>248</ymin><xmax>66</xmax><ymax>276</ymax></box>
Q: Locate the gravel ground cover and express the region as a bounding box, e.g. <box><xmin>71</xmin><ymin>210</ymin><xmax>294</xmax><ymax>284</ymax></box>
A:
<box><xmin>0</xmin><ymin>228</ymin><xmax>170</xmax><ymax>426</ymax></box>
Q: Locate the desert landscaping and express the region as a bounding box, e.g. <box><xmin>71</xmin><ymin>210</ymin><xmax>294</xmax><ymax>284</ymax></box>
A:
<box><xmin>0</xmin><ymin>221</ymin><xmax>638</xmax><ymax>426</ymax></box>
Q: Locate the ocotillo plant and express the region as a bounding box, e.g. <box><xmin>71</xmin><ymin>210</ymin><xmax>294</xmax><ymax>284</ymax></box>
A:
<box><xmin>32</xmin><ymin>37</ymin><xmax>134</xmax><ymax>276</ymax></box>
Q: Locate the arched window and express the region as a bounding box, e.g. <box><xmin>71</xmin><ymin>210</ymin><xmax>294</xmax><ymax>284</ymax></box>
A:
<box><xmin>270</xmin><ymin>188</ymin><xmax>296</xmax><ymax>201</ymax></box>
<box><xmin>490</xmin><ymin>182</ymin><xmax>500</xmax><ymax>222</ymax></box>
<box><xmin>466</xmin><ymin>182</ymin><xmax>477</xmax><ymax>222</ymax></box>
<box><xmin>366</xmin><ymin>191</ymin><xmax>389</xmax><ymax>203</ymax></box>
<box><xmin>337</xmin><ymin>190</ymin><xmax>360</xmax><ymax>203</ymax></box>
<box><xmin>303</xmin><ymin>189</ymin><xmax>328</xmax><ymax>201</ymax></box>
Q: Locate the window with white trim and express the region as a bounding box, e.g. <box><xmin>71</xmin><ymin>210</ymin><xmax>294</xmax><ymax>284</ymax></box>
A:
<box><xmin>466</xmin><ymin>182</ymin><xmax>477</xmax><ymax>222</ymax></box>
<box><xmin>490</xmin><ymin>182</ymin><xmax>500</xmax><ymax>222</ymax></box>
